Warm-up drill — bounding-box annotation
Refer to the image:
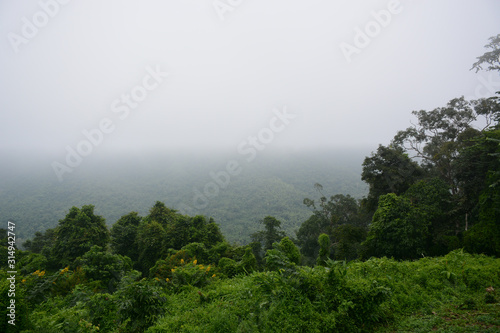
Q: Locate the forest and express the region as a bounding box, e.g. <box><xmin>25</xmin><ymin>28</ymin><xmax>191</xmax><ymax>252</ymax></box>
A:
<box><xmin>0</xmin><ymin>148</ymin><xmax>368</xmax><ymax>247</ymax></box>
<box><xmin>1</xmin><ymin>35</ymin><xmax>500</xmax><ymax>332</ymax></box>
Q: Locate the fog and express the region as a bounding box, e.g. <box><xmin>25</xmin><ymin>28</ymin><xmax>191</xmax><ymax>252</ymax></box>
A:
<box><xmin>1</xmin><ymin>0</ymin><xmax>499</xmax><ymax>157</ymax></box>
<box><xmin>1</xmin><ymin>0</ymin><xmax>499</xmax><ymax>244</ymax></box>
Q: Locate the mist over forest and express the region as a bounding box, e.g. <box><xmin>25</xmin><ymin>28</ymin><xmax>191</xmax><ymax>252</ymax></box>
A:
<box><xmin>0</xmin><ymin>147</ymin><xmax>369</xmax><ymax>246</ymax></box>
<box><xmin>1</xmin><ymin>1</ymin><xmax>500</xmax><ymax>332</ymax></box>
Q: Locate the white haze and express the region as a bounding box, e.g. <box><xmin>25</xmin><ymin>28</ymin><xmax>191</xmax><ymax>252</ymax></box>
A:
<box><xmin>0</xmin><ymin>0</ymin><xmax>499</xmax><ymax>160</ymax></box>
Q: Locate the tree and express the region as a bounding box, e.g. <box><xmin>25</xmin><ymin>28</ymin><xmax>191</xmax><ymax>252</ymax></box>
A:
<box><xmin>316</xmin><ymin>233</ymin><xmax>330</xmax><ymax>266</ymax></box>
<box><xmin>114</xmin><ymin>272</ymin><xmax>167</xmax><ymax>333</ymax></box>
<box><xmin>361</xmin><ymin>178</ymin><xmax>451</xmax><ymax>259</ymax></box>
<box><xmin>463</xmin><ymin>133</ymin><xmax>500</xmax><ymax>256</ymax></box>
<box><xmin>250</xmin><ymin>216</ymin><xmax>286</xmax><ymax>252</ymax></box>
<box><xmin>460</xmin><ymin>34</ymin><xmax>500</xmax><ymax>255</ymax></box>
<box><xmin>165</xmin><ymin>215</ymin><xmax>224</xmax><ymax>250</ymax></box>
<box><xmin>75</xmin><ymin>245</ymin><xmax>133</xmax><ymax>293</ymax></box>
<box><xmin>136</xmin><ymin>220</ymin><xmax>167</xmax><ymax>274</ymax></box>
<box><xmin>471</xmin><ymin>33</ymin><xmax>500</xmax><ymax>73</ymax></box>
<box><xmin>392</xmin><ymin>96</ymin><xmax>500</xmax><ymax>234</ymax></box>
<box><xmin>52</xmin><ymin>205</ymin><xmax>110</xmax><ymax>267</ymax></box>
<box><xmin>455</xmin><ymin>129</ymin><xmax>500</xmax><ymax>226</ymax></box>
<box><xmin>361</xmin><ymin>145</ymin><xmax>424</xmax><ymax>214</ymax></box>
<box><xmin>332</xmin><ymin>224</ymin><xmax>367</xmax><ymax>261</ymax></box>
<box><xmin>304</xmin><ymin>184</ymin><xmax>365</xmax><ymax>227</ymax></box>
<box><xmin>265</xmin><ymin>236</ymin><xmax>300</xmax><ymax>271</ymax></box>
<box><xmin>23</xmin><ymin>228</ymin><xmax>56</xmax><ymax>259</ymax></box>
<box><xmin>149</xmin><ymin>201</ymin><xmax>177</xmax><ymax>226</ymax></box>
<box><xmin>299</xmin><ymin>185</ymin><xmax>368</xmax><ymax>263</ymax></box>
<box><xmin>276</xmin><ymin>236</ymin><xmax>300</xmax><ymax>265</ymax></box>
<box><xmin>204</xmin><ymin>218</ymin><xmax>225</xmax><ymax>247</ymax></box>
<box><xmin>110</xmin><ymin>212</ymin><xmax>142</xmax><ymax>262</ymax></box>
<box><xmin>361</xmin><ymin>193</ymin><xmax>425</xmax><ymax>260</ymax></box>
<box><xmin>296</xmin><ymin>214</ymin><xmax>326</xmax><ymax>263</ymax></box>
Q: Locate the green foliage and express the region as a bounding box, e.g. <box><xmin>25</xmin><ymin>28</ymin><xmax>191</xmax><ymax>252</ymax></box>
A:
<box><xmin>207</xmin><ymin>241</ymin><xmax>232</xmax><ymax>265</ymax></box>
<box><xmin>181</xmin><ymin>242</ymin><xmax>209</xmax><ymax>264</ymax></box>
<box><xmin>23</xmin><ymin>228</ymin><xmax>56</xmax><ymax>256</ymax></box>
<box><xmin>454</xmin><ymin>128</ymin><xmax>500</xmax><ymax>223</ymax></box>
<box><xmin>10</xmin><ymin>249</ymin><xmax>499</xmax><ymax>333</ymax></box>
<box><xmin>471</xmin><ymin>33</ymin><xmax>500</xmax><ymax>73</ymax></box>
<box><xmin>218</xmin><ymin>257</ymin><xmax>238</xmax><ymax>278</ymax></box>
<box><xmin>296</xmin><ymin>214</ymin><xmax>324</xmax><ymax>263</ymax></box>
<box><xmin>362</xmin><ymin>193</ymin><xmax>427</xmax><ymax>260</ymax></box>
<box><xmin>362</xmin><ymin>178</ymin><xmax>452</xmax><ymax>260</ymax></box>
<box><xmin>114</xmin><ymin>275</ymin><xmax>167</xmax><ymax>333</ymax></box>
<box><xmin>276</xmin><ymin>237</ymin><xmax>300</xmax><ymax>265</ymax></box>
<box><xmin>85</xmin><ymin>292</ymin><xmax>118</xmax><ymax>332</ymax></box>
<box><xmin>251</xmin><ymin>216</ymin><xmax>286</xmax><ymax>252</ymax></box>
<box><xmin>149</xmin><ymin>201</ymin><xmax>177</xmax><ymax>226</ymax></box>
<box><xmin>110</xmin><ymin>211</ymin><xmax>142</xmax><ymax>262</ymax></box>
<box><xmin>136</xmin><ymin>220</ymin><xmax>168</xmax><ymax>273</ymax></box>
<box><xmin>0</xmin><ymin>271</ymin><xmax>30</xmax><ymax>332</ymax></box>
<box><xmin>304</xmin><ymin>187</ymin><xmax>365</xmax><ymax>227</ymax></box>
<box><xmin>135</xmin><ymin>203</ymin><xmax>226</xmax><ymax>273</ymax></box>
<box><xmin>265</xmin><ymin>237</ymin><xmax>300</xmax><ymax>271</ymax></box>
<box><xmin>28</xmin><ymin>299</ymin><xmax>92</xmax><ymax>333</ymax></box>
<box><xmin>218</xmin><ymin>247</ymin><xmax>257</xmax><ymax>278</ymax></box>
<box><xmin>247</xmin><ymin>241</ymin><xmax>263</xmax><ymax>270</ymax></box>
<box><xmin>332</xmin><ymin>224</ymin><xmax>367</xmax><ymax>261</ymax></box>
<box><xmin>464</xmin><ymin>215</ymin><xmax>500</xmax><ymax>257</ymax></box>
<box><xmin>299</xmin><ymin>188</ymin><xmax>368</xmax><ymax>265</ymax></box>
<box><xmin>204</xmin><ymin>220</ymin><xmax>226</xmax><ymax>248</ymax></box>
<box><xmin>16</xmin><ymin>251</ymin><xmax>48</xmax><ymax>275</ymax></box>
<box><xmin>167</xmin><ymin>260</ymin><xmax>215</xmax><ymax>291</ymax></box>
<box><xmin>149</xmin><ymin>250</ymin><xmax>190</xmax><ymax>279</ymax></box>
<box><xmin>23</xmin><ymin>266</ymin><xmax>86</xmax><ymax>307</ymax></box>
<box><xmin>392</xmin><ymin>95</ymin><xmax>499</xmax><ymax>239</ymax></box>
<box><xmin>52</xmin><ymin>205</ymin><xmax>110</xmax><ymax>268</ymax></box>
<box><xmin>463</xmin><ymin>130</ymin><xmax>500</xmax><ymax>256</ymax></box>
<box><xmin>317</xmin><ymin>233</ymin><xmax>330</xmax><ymax>266</ymax></box>
<box><xmin>76</xmin><ymin>245</ymin><xmax>133</xmax><ymax>292</ymax></box>
<box><xmin>361</xmin><ymin>145</ymin><xmax>424</xmax><ymax>214</ymax></box>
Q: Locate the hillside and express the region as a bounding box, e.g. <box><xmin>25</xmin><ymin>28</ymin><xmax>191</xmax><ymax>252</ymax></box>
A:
<box><xmin>0</xmin><ymin>148</ymin><xmax>369</xmax><ymax>245</ymax></box>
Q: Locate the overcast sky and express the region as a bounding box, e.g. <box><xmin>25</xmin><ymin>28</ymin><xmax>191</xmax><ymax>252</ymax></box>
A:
<box><xmin>1</xmin><ymin>0</ymin><xmax>499</xmax><ymax>160</ymax></box>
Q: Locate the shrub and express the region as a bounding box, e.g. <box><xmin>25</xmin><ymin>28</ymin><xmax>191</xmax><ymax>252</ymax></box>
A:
<box><xmin>115</xmin><ymin>274</ymin><xmax>167</xmax><ymax>333</ymax></box>
<box><xmin>76</xmin><ymin>245</ymin><xmax>133</xmax><ymax>292</ymax></box>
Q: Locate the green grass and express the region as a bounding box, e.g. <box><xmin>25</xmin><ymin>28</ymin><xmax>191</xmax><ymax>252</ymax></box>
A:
<box><xmin>377</xmin><ymin>302</ymin><xmax>500</xmax><ymax>332</ymax></box>
<box><xmin>16</xmin><ymin>250</ymin><xmax>500</xmax><ymax>333</ymax></box>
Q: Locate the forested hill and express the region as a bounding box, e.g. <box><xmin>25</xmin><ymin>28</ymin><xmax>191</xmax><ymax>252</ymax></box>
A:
<box><xmin>0</xmin><ymin>148</ymin><xmax>368</xmax><ymax>246</ymax></box>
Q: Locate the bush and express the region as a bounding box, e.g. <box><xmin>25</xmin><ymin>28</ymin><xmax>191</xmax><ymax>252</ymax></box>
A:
<box><xmin>0</xmin><ymin>272</ymin><xmax>30</xmax><ymax>332</ymax></box>
<box><xmin>114</xmin><ymin>273</ymin><xmax>167</xmax><ymax>333</ymax></box>
<box><xmin>76</xmin><ymin>245</ymin><xmax>133</xmax><ymax>292</ymax></box>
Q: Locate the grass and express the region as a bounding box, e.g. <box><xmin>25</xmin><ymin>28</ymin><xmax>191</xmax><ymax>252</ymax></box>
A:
<box><xmin>19</xmin><ymin>250</ymin><xmax>500</xmax><ymax>332</ymax></box>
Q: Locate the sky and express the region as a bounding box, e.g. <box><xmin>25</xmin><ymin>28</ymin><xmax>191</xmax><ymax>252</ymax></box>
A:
<box><xmin>1</xmin><ymin>0</ymin><xmax>499</xmax><ymax>163</ymax></box>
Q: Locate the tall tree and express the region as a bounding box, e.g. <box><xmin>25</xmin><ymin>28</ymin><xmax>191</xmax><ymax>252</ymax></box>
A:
<box><xmin>299</xmin><ymin>185</ymin><xmax>368</xmax><ymax>263</ymax></box>
<box><xmin>136</xmin><ymin>220</ymin><xmax>167</xmax><ymax>274</ymax></box>
<box><xmin>110</xmin><ymin>212</ymin><xmax>142</xmax><ymax>262</ymax></box>
<box><xmin>392</xmin><ymin>97</ymin><xmax>499</xmax><ymax>234</ymax></box>
<box><xmin>361</xmin><ymin>178</ymin><xmax>451</xmax><ymax>259</ymax></box>
<box><xmin>361</xmin><ymin>145</ymin><xmax>424</xmax><ymax>214</ymax></box>
<box><xmin>316</xmin><ymin>233</ymin><xmax>330</xmax><ymax>266</ymax></box>
<box><xmin>23</xmin><ymin>228</ymin><xmax>56</xmax><ymax>257</ymax></box>
<box><xmin>296</xmin><ymin>214</ymin><xmax>326</xmax><ymax>262</ymax></box>
<box><xmin>251</xmin><ymin>216</ymin><xmax>286</xmax><ymax>252</ymax></box>
<box><xmin>471</xmin><ymin>33</ymin><xmax>500</xmax><ymax>74</ymax></box>
<box><xmin>52</xmin><ymin>205</ymin><xmax>110</xmax><ymax>267</ymax></box>
<box><xmin>463</xmin><ymin>132</ymin><xmax>500</xmax><ymax>256</ymax></box>
<box><xmin>461</xmin><ymin>33</ymin><xmax>500</xmax><ymax>255</ymax></box>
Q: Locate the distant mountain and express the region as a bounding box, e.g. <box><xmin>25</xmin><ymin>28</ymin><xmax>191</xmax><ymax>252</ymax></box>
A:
<box><xmin>0</xmin><ymin>148</ymin><xmax>369</xmax><ymax>246</ymax></box>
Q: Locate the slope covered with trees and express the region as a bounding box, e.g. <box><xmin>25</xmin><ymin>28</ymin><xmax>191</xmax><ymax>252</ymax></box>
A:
<box><xmin>0</xmin><ymin>149</ymin><xmax>367</xmax><ymax>246</ymax></box>
<box><xmin>1</xmin><ymin>35</ymin><xmax>499</xmax><ymax>332</ymax></box>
